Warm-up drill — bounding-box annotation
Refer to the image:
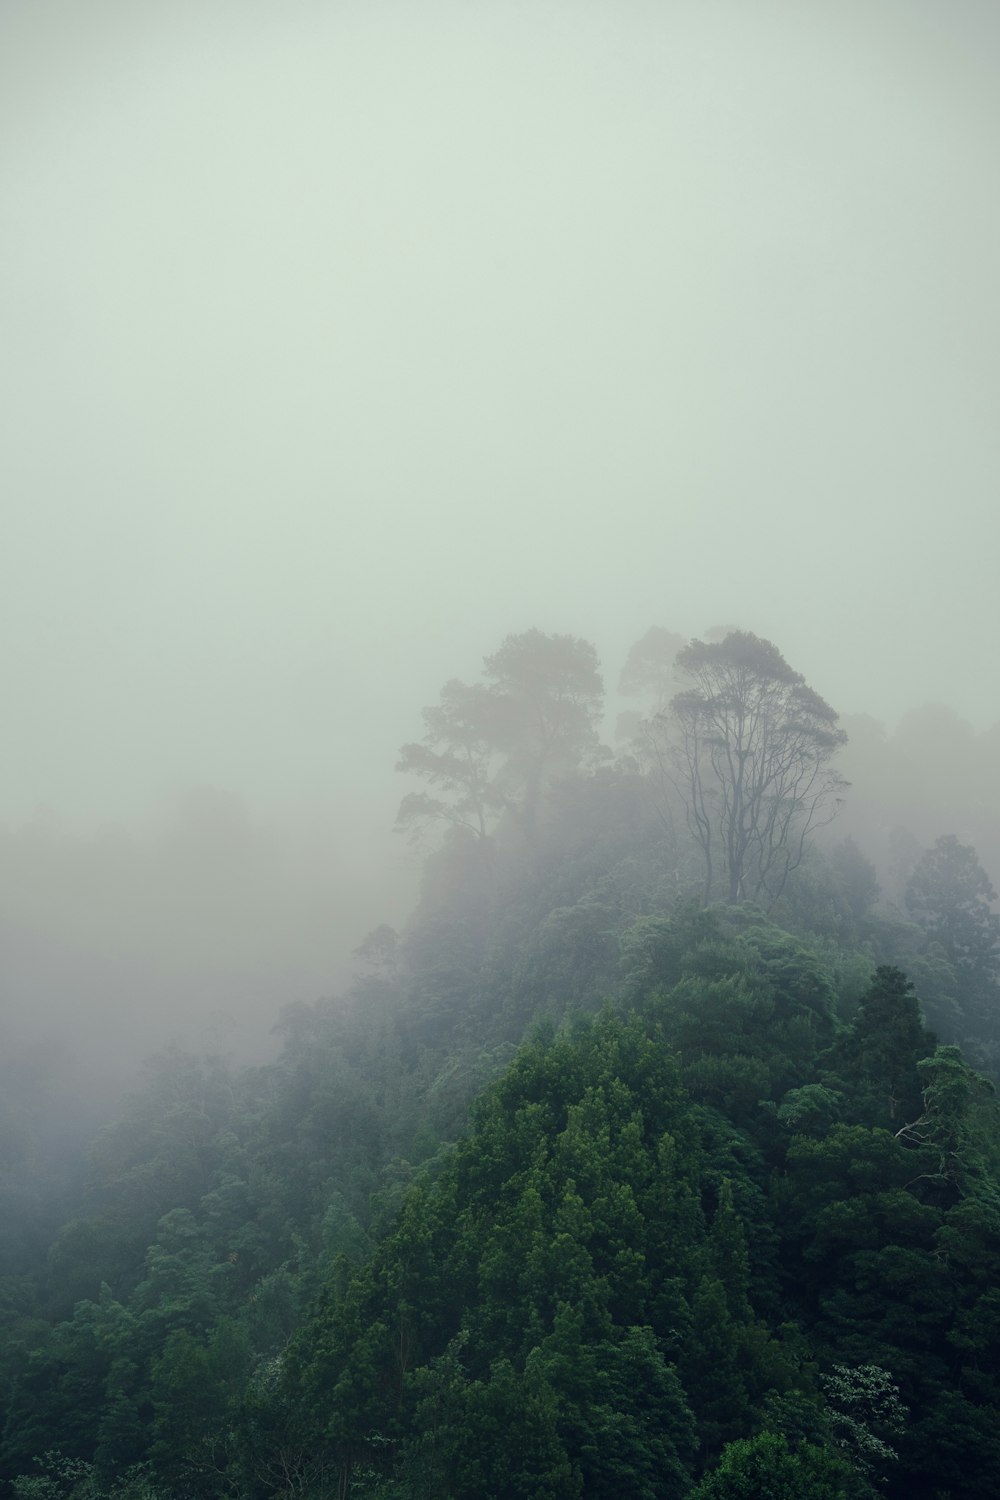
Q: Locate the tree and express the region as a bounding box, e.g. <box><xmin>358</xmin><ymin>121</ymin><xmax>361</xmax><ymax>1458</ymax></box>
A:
<box><xmin>820</xmin><ymin>1363</ymin><xmax>905</xmax><ymax>1489</ymax></box>
<box><xmin>616</xmin><ymin>626</ymin><xmax>686</xmax><ymax>742</ymax></box>
<box><xmin>894</xmin><ymin>1045</ymin><xmax>995</xmax><ymax>1196</ymax></box>
<box><xmin>396</xmin><ymin>630</ymin><xmax>604</xmax><ymax>842</ymax></box>
<box><xmin>905</xmin><ymin>836</ymin><xmax>1000</xmax><ymax>1044</ymax></box>
<box><xmin>618</xmin><ymin>627</ymin><xmax>686</xmax><ymax>710</ymax></box>
<box><xmin>662</xmin><ymin>632</ymin><xmax>847</xmax><ymax>905</ymax></box>
<box><xmin>849</xmin><ymin>966</ymin><xmax>929</xmax><ymax>1126</ymax></box>
<box><xmin>689</xmin><ymin>1431</ymin><xmax>854</xmax><ymax>1500</ymax></box>
<box><xmin>483</xmin><ymin>629</ymin><xmax>605</xmax><ymax>834</ymax></box>
<box><xmin>396</xmin><ymin>679</ymin><xmax>501</xmax><ymax>841</ymax></box>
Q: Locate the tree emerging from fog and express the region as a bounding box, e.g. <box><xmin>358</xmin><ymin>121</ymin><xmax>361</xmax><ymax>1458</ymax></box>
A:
<box><xmin>662</xmin><ymin>631</ymin><xmax>848</xmax><ymax>906</ymax></box>
<box><xmin>396</xmin><ymin>629</ymin><xmax>604</xmax><ymax>843</ymax></box>
<box><xmin>905</xmin><ymin>835</ymin><xmax>1000</xmax><ymax>1047</ymax></box>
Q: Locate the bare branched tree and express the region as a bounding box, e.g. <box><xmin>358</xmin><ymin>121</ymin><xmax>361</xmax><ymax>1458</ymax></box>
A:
<box><xmin>661</xmin><ymin>631</ymin><xmax>848</xmax><ymax>905</ymax></box>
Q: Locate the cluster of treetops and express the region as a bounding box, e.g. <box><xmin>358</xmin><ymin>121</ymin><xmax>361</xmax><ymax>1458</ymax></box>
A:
<box><xmin>2</xmin><ymin>626</ymin><xmax>1000</xmax><ymax>1500</ymax></box>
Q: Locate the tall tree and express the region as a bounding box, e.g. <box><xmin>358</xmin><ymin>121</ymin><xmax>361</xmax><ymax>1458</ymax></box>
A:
<box><xmin>849</xmin><ymin>966</ymin><xmax>929</xmax><ymax>1126</ymax></box>
<box><xmin>616</xmin><ymin>626</ymin><xmax>686</xmax><ymax>743</ymax></box>
<box><xmin>663</xmin><ymin>632</ymin><xmax>847</xmax><ymax>905</ymax></box>
<box><xmin>396</xmin><ymin>680</ymin><xmax>500</xmax><ymax>840</ymax></box>
<box><xmin>397</xmin><ymin>630</ymin><xmax>604</xmax><ymax>842</ymax></box>
<box><xmin>483</xmin><ymin>629</ymin><xmax>604</xmax><ymax>833</ymax></box>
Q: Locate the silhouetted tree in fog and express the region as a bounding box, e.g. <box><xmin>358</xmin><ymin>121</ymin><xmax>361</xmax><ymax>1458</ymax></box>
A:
<box><xmin>662</xmin><ymin>632</ymin><xmax>847</xmax><ymax>906</ymax></box>
<box><xmin>396</xmin><ymin>629</ymin><xmax>604</xmax><ymax>842</ymax></box>
<box><xmin>906</xmin><ymin>835</ymin><xmax>1000</xmax><ymax>1045</ymax></box>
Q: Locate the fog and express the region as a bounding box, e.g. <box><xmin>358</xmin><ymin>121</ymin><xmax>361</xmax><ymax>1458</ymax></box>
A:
<box><xmin>2</xmin><ymin>2</ymin><xmax>999</xmax><ymax>1082</ymax></box>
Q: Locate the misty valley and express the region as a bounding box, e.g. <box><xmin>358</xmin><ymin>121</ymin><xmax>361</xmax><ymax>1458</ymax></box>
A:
<box><xmin>6</xmin><ymin>1</ymin><xmax>999</xmax><ymax>1492</ymax></box>
<box><xmin>2</xmin><ymin>626</ymin><xmax>1000</xmax><ymax>1500</ymax></box>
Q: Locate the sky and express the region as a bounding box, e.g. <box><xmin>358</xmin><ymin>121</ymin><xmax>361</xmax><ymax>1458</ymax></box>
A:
<box><xmin>2</xmin><ymin>0</ymin><xmax>999</xmax><ymax>1060</ymax></box>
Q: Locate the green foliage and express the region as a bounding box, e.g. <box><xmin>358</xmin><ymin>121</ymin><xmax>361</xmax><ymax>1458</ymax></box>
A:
<box><xmin>777</xmin><ymin>1085</ymin><xmax>843</xmax><ymax>1134</ymax></box>
<box><xmin>5</xmin><ymin>640</ymin><xmax>1000</xmax><ymax>1500</ymax></box>
<box><xmin>895</xmin><ymin>1045</ymin><xmax>996</xmax><ymax>1195</ymax></box>
<box><xmin>12</xmin><ymin>1453</ymin><xmax>164</xmax><ymax>1500</ymax></box>
<box><xmin>283</xmin><ymin>1011</ymin><xmax>704</xmax><ymax>1493</ymax></box>
<box><xmin>905</xmin><ymin>837</ymin><xmax>1000</xmax><ymax>1040</ymax></box>
<box><xmin>690</xmin><ymin>1431</ymin><xmax>853</xmax><ymax>1500</ymax></box>
<box><xmin>846</xmin><ymin>966</ymin><xmax>930</xmax><ymax>1127</ymax></box>
<box><xmin>820</xmin><ymin>1364</ymin><xmax>905</xmax><ymax>1486</ymax></box>
<box><xmin>149</xmin><ymin>1319</ymin><xmax>251</xmax><ymax>1495</ymax></box>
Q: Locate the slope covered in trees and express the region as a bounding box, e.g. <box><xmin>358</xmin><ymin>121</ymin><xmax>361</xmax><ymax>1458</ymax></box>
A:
<box><xmin>2</xmin><ymin>627</ymin><xmax>1000</xmax><ymax>1499</ymax></box>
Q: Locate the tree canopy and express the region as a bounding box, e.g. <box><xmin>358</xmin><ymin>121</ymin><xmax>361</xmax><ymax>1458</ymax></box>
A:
<box><xmin>396</xmin><ymin>629</ymin><xmax>604</xmax><ymax>843</ymax></box>
<box><xmin>662</xmin><ymin>631</ymin><xmax>848</xmax><ymax>905</ymax></box>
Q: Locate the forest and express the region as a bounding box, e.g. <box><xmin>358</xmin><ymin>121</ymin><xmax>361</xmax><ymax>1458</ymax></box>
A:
<box><xmin>2</xmin><ymin>625</ymin><xmax>1000</xmax><ymax>1500</ymax></box>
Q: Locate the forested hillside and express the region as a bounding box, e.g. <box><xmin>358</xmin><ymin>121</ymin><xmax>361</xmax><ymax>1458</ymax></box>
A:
<box><xmin>2</xmin><ymin>629</ymin><xmax>1000</xmax><ymax>1500</ymax></box>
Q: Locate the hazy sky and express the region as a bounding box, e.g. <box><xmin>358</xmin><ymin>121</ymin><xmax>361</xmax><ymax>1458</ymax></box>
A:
<box><xmin>4</xmin><ymin>0</ymin><xmax>999</xmax><ymax>818</ymax></box>
<box><xmin>2</xmin><ymin>2</ymin><xmax>999</xmax><ymax>1049</ymax></box>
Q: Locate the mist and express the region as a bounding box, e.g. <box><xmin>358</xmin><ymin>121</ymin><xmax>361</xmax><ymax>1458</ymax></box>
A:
<box><xmin>3</xmin><ymin>1</ymin><xmax>999</xmax><ymax>1094</ymax></box>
